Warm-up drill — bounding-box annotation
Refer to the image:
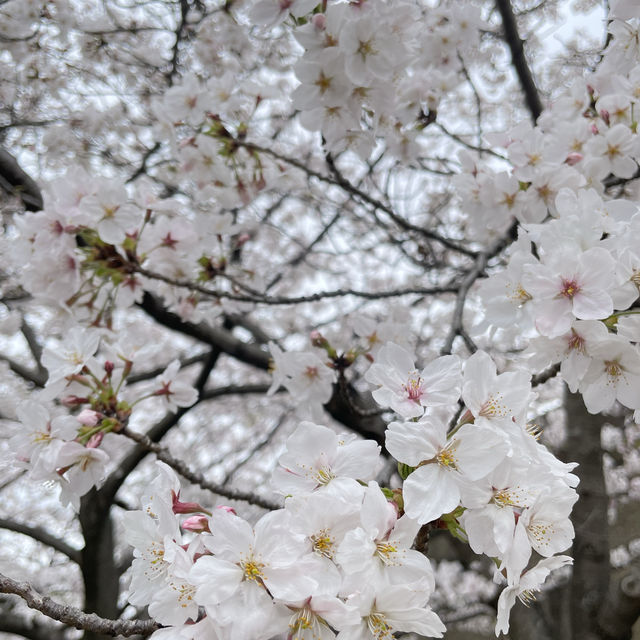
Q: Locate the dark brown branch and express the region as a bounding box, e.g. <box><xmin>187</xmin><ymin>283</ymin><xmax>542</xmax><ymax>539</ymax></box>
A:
<box><xmin>0</xmin><ymin>518</ymin><xmax>81</xmax><ymax>565</ymax></box>
<box><xmin>0</xmin><ymin>607</ymin><xmax>65</xmax><ymax>640</ymax></box>
<box><xmin>0</xmin><ymin>147</ymin><xmax>43</xmax><ymax>211</ymax></box>
<box><xmin>0</xmin><ymin>573</ymin><xmax>159</xmax><ymax>637</ymax></box>
<box><xmin>101</xmin><ymin>346</ymin><xmax>222</xmax><ymax>504</ymax></box>
<box><xmin>0</xmin><ymin>353</ymin><xmax>46</xmax><ymax>387</ymax></box>
<box><xmin>120</xmin><ymin>426</ymin><xmax>280</xmax><ymax>510</ymax></box>
<box><xmin>241</xmin><ymin>141</ymin><xmax>477</xmax><ymax>257</ymax></box>
<box><xmin>138</xmin><ymin>293</ymin><xmax>388</xmax><ymax>444</ymax></box>
<box><xmin>495</xmin><ymin>0</ymin><xmax>544</xmax><ymax>123</ymax></box>
<box><xmin>135</xmin><ymin>267</ymin><xmax>459</xmax><ymax>305</ymax></box>
<box><xmin>564</xmin><ymin>387</ymin><xmax>610</xmax><ymax>640</ymax></box>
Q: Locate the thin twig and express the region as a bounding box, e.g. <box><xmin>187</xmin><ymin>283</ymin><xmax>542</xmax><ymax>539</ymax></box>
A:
<box><xmin>120</xmin><ymin>427</ymin><xmax>280</xmax><ymax>511</ymax></box>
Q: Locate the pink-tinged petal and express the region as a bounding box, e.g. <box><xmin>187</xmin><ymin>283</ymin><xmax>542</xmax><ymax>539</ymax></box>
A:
<box><xmin>534</xmin><ymin>298</ymin><xmax>573</xmax><ymax>338</ymax></box>
<box><xmin>333</xmin><ymin>439</ymin><xmax>381</xmax><ymax>480</ymax></box>
<box><xmin>420</xmin><ymin>355</ymin><xmax>462</xmax><ymax>406</ymax></box>
<box><xmin>386</xmin><ymin>606</ymin><xmax>446</xmax><ymax>638</ymax></box>
<box><xmin>286</xmin><ymin>422</ymin><xmax>338</xmax><ymax>458</ymax></box>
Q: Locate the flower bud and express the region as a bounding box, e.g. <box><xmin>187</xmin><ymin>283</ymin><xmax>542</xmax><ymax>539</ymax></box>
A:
<box><xmin>61</xmin><ymin>395</ymin><xmax>90</xmax><ymax>407</ymax></box>
<box><xmin>312</xmin><ymin>13</ymin><xmax>326</xmax><ymax>30</ymax></box>
<box><xmin>215</xmin><ymin>504</ymin><xmax>237</xmax><ymax>515</ymax></box>
<box><xmin>565</xmin><ymin>152</ymin><xmax>583</xmax><ymax>166</ymax></box>
<box><xmin>86</xmin><ymin>432</ymin><xmax>104</xmax><ymax>448</ymax></box>
<box><xmin>77</xmin><ymin>409</ymin><xmax>101</xmax><ymax>427</ymax></box>
<box><xmin>181</xmin><ymin>515</ymin><xmax>211</xmax><ymax>533</ymax></box>
<box><xmin>171</xmin><ymin>490</ymin><xmax>208</xmax><ymax>514</ymax></box>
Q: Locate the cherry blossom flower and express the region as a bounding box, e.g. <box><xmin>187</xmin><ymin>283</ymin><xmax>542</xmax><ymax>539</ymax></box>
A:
<box><xmin>272</xmin><ymin>422</ymin><xmax>380</xmax><ymax>496</ymax></box>
<box><xmin>365</xmin><ymin>343</ymin><xmax>461</xmax><ymax>418</ymax></box>
<box><xmin>495</xmin><ymin>556</ymin><xmax>573</xmax><ymax>636</ymax></box>
<box><xmin>386</xmin><ymin>416</ymin><xmax>507</xmax><ymax>524</ymax></box>
<box><xmin>523</xmin><ymin>246</ymin><xmax>615</xmax><ymax>338</ymax></box>
<box><xmin>337</xmin><ymin>584</ymin><xmax>445</xmax><ymax>639</ymax></box>
<box><xmin>152</xmin><ymin>360</ymin><xmax>199</xmax><ymax>412</ymax></box>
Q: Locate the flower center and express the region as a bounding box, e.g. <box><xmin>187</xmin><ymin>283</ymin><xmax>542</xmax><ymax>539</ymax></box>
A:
<box><xmin>436</xmin><ymin>439</ymin><xmax>460</xmax><ymax>470</ymax></box>
<box><xmin>479</xmin><ymin>392</ymin><xmax>508</xmax><ymax>419</ymax></box>
<box><xmin>507</xmin><ymin>283</ymin><xmax>532</xmax><ymax>306</ymax></box>
<box><xmin>566</xmin><ymin>329</ymin><xmax>586</xmax><ymax>353</ymax></box>
<box><xmin>559</xmin><ymin>277</ymin><xmax>581</xmax><ymax>299</ymax></box>
<box><xmin>375</xmin><ymin>541</ymin><xmax>399</xmax><ymax>565</ymax></box>
<box><xmin>241</xmin><ymin>557</ymin><xmax>265</xmax><ymax>583</ymax></box>
<box><xmin>518</xmin><ymin>589</ymin><xmax>538</xmax><ymax>606</ymax></box>
<box><xmin>402</xmin><ymin>371</ymin><xmax>424</xmax><ymax>403</ymax></box>
<box><xmin>604</xmin><ymin>359</ymin><xmax>622</xmax><ymax>379</ymax></box>
<box><xmin>311</xmin><ymin>529</ymin><xmax>335</xmax><ymax>558</ymax></box>
<box><xmin>314</xmin><ymin>465</ymin><xmax>336</xmax><ymax>486</ymax></box>
<box><xmin>367</xmin><ymin>612</ymin><xmax>393</xmax><ymax>640</ymax></box>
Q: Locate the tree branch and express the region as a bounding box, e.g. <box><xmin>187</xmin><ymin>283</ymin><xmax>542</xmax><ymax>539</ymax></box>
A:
<box><xmin>0</xmin><ymin>518</ymin><xmax>81</xmax><ymax>565</ymax></box>
<box><xmin>495</xmin><ymin>0</ymin><xmax>544</xmax><ymax>123</ymax></box>
<box><xmin>0</xmin><ymin>147</ymin><xmax>43</xmax><ymax>211</ymax></box>
<box><xmin>564</xmin><ymin>387</ymin><xmax>610</xmax><ymax>640</ymax></box>
<box><xmin>0</xmin><ymin>573</ymin><xmax>159</xmax><ymax>637</ymax></box>
<box><xmin>120</xmin><ymin>426</ymin><xmax>281</xmax><ymax>510</ymax></box>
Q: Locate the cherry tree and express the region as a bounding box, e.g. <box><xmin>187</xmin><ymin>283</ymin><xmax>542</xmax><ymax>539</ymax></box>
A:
<box><xmin>0</xmin><ymin>1</ymin><xmax>639</xmax><ymax>639</ymax></box>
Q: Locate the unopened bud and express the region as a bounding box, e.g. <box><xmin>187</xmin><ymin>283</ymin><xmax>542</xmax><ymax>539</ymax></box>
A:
<box><xmin>104</xmin><ymin>360</ymin><xmax>114</xmax><ymax>375</ymax></box>
<box><xmin>312</xmin><ymin>13</ymin><xmax>326</xmax><ymax>30</ymax></box>
<box><xmin>591</xmin><ymin>123</ymin><xmax>599</xmax><ymax>135</ymax></box>
<box><xmin>236</xmin><ymin>233</ymin><xmax>251</xmax><ymax>247</ymax></box>
<box><xmin>310</xmin><ymin>330</ymin><xmax>328</xmax><ymax>349</ymax></box>
<box><xmin>77</xmin><ymin>409</ymin><xmax>101</xmax><ymax>427</ymax></box>
<box><xmin>565</xmin><ymin>152</ymin><xmax>583</xmax><ymax>166</ymax></box>
<box><xmin>216</xmin><ymin>505</ymin><xmax>237</xmax><ymax>515</ymax></box>
<box><xmin>61</xmin><ymin>395</ymin><xmax>90</xmax><ymax>407</ymax></box>
<box><xmin>171</xmin><ymin>490</ymin><xmax>208</xmax><ymax>515</ymax></box>
<box><xmin>181</xmin><ymin>515</ymin><xmax>211</xmax><ymax>533</ymax></box>
<box><xmin>86</xmin><ymin>432</ymin><xmax>104</xmax><ymax>448</ymax></box>
<box><xmin>600</xmin><ymin>109</ymin><xmax>610</xmax><ymax>126</ymax></box>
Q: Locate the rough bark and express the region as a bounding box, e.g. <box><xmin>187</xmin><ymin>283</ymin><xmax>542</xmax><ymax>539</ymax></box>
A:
<box><xmin>495</xmin><ymin>0</ymin><xmax>544</xmax><ymax>123</ymax></box>
<box><xmin>564</xmin><ymin>387</ymin><xmax>610</xmax><ymax>640</ymax></box>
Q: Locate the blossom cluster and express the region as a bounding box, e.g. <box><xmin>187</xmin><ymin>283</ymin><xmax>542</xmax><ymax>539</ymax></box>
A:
<box><xmin>465</xmin><ymin>11</ymin><xmax>640</xmax><ymax>418</ymax></box>
<box><xmin>120</xmin><ymin>342</ymin><xmax>576</xmax><ymax>639</ymax></box>
<box><xmin>5</xmin><ymin>2</ymin><xmax>640</xmax><ymax>638</ymax></box>
<box><xmin>287</xmin><ymin>0</ymin><xmax>484</xmax><ymax>157</ymax></box>
<box><xmin>6</xmin><ymin>326</ymin><xmax>198</xmax><ymax>508</ymax></box>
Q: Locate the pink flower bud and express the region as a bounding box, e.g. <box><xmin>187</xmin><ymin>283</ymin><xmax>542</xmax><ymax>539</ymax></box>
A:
<box><xmin>182</xmin><ymin>515</ymin><xmax>211</xmax><ymax>533</ymax></box>
<box><xmin>310</xmin><ymin>330</ymin><xmax>328</xmax><ymax>349</ymax></box>
<box><xmin>61</xmin><ymin>395</ymin><xmax>90</xmax><ymax>407</ymax></box>
<box><xmin>565</xmin><ymin>152</ymin><xmax>583</xmax><ymax>166</ymax></box>
<box><xmin>171</xmin><ymin>490</ymin><xmax>208</xmax><ymax>514</ymax></box>
<box><xmin>86</xmin><ymin>432</ymin><xmax>104</xmax><ymax>448</ymax></box>
<box><xmin>590</xmin><ymin>123</ymin><xmax>599</xmax><ymax>135</ymax></box>
<box><xmin>235</xmin><ymin>233</ymin><xmax>251</xmax><ymax>249</ymax></box>
<box><xmin>215</xmin><ymin>505</ymin><xmax>237</xmax><ymax>515</ymax></box>
<box><xmin>600</xmin><ymin>109</ymin><xmax>610</xmax><ymax>126</ymax></box>
<box><xmin>312</xmin><ymin>13</ymin><xmax>326</xmax><ymax>30</ymax></box>
<box><xmin>104</xmin><ymin>361</ymin><xmax>114</xmax><ymax>375</ymax></box>
<box><xmin>77</xmin><ymin>409</ymin><xmax>101</xmax><ymax>427</ymax></box>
